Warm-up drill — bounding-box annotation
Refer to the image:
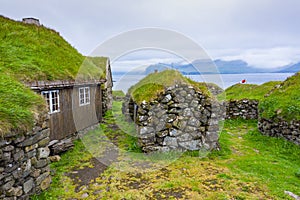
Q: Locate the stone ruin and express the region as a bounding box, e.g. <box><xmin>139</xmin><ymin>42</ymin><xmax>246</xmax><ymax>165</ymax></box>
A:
<box><xmin>123</xmin><ymin>84</ymin><xmax>223</xmax><ymax>153</ymax></box>
<box><xmin>22</xmin><ymin>17</ymin><xmax>40</xmax><ymax>26</ymax></box>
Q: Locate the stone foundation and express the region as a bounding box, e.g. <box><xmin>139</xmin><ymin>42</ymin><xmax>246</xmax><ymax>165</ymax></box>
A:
<box><xmin>258</xmin><ymin>118</ymin><xmax>300</xmax><ymax>145</ymax></box>
<box><xmin>123</xmin><ymin>84</ymin><xmax>223</xmax><ymax>152</ymax></box>
<box><xmin>225</xmin><ymin>99</ymin><xmax>258</xmax><ymax>120</ymax></box>
<box><xmin>0</xmin><ymin>110</ymin><xmax>51</xmax><ymax>199</ymax></box>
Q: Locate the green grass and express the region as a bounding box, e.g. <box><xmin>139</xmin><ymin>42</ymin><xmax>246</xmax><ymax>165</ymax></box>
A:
<box><xmin>128</xmin><ymin>70</ymin><xmax>211</xmax><ymax>103</ymax></box>
<box><xmin>112</xmin><ymin>90</ymin><xmax>125</xmax><ymax>97</ymax></box>
<box><xmin>33</xmin><ymin>102</ymin><xmax>300</xmax><ymax>199</ymax></box>
<box><xmin>259</xmin><ymin>72</ymin><xmax>300</xmax><ymax>121</ymax></box>
<box><xmin>221</xmin><ymin>81</ymin><xmax>281</xmax><ymax>101</ymax></box>
<box><xmin>0</xmin><ymin>74</ymin><xmax>45</xmax><ymax>135</ymax></box>
<box><xmin>0</xmin><ymin>16</ymin><xmax>107</xmax><ymax>135</ymax></box>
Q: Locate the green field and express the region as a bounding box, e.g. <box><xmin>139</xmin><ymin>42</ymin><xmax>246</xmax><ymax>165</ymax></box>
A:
<box><xmin>259</xmin><ymin>72</ymin><xmax>300</xmax><ymax>121</ymax></box>
<box><xmin>32</xmin><ymin>101</ymin><xmax>300</xmax><ymax>200</ymax></box>
<box><xmin>221</xmin><ymin>81</ymin><xmax>281</xmax><ymax>101</ymax></box>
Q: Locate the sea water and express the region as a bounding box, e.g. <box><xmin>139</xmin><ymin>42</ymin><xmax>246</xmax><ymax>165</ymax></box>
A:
<box><xmin>112</xmin><ymin>73</ymin><xmax>294</xmax><ymax>93</ymax></box>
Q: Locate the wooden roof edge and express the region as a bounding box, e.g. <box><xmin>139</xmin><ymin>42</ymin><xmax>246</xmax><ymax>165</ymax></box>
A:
<box><xmin>23</xmin><ymin>79</ymin><xmax>107</xmax><ymax>90</ymax></box>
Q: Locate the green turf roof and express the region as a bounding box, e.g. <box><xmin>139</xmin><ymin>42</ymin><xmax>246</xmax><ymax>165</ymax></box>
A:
<box><xmin>128</xmin><ymin>70</ymin><xmax>212</xmax><ymax>103</ymax></box>
<box><xmin>0</xmin><ymin>15</ymin><xmax>107</xmax><ymax>136</ymax></box>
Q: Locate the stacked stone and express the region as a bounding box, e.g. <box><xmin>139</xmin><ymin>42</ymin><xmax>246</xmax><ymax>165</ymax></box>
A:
<box><xmin>0</xmin><ymin>110</ymin><xmax>51</xmax><ymax>199</ymax></box>
<box><xmin>102</xmin><ymin>88</ymin><xmax>109</xmax><ymax>114</ymax></box>
<box><xmin>122</xmin><ymin>94</ymin><xmax>135</xmax><ymax>122</ymax></box>
<box><xmin>226</xmin><ymin>99</ymin><xmax>258</xmax><ymax>120</ymax></box>
<box><xmin>258</xmin><ymin>118</ymin><xmax>300</xmax><ymax>145</ymax></box>
<box><xmin>124</xmin><ymin>84</ymin><xmax>222</xmax><ymax>153</ymax></box>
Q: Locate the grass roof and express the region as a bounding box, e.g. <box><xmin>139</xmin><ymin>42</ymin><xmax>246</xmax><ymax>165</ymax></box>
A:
<box><xmin>128</xmin><ymin>70</ymin><xmax>211</xmax><ymax>103</ymax></box>
<box><xmin>0</xmin><ymin>15</ymin><xmax>107</xmax><ymax>136</ymax></box>
<box><xmin>259</xmin><ymin>72</ymin><xmax>300</xmax><ymax>121</ymax></box>
<box><xmin>220</xmin><ymin>81</ymin><xmax>282</xmax><ymax>101</ymax></box>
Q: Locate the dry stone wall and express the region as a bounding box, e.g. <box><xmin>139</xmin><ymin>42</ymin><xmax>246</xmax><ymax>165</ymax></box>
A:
<box><xmin>258</xmin><ymin>118</ymin><xmax>300</xmax><ymax>145</ymax></box>
<box><xmin>123</xmin><ymin>84</ymin><xmax>222</xmax><ymax>153</ymax></box>
<box><xmin>0</xmin><ymin>110</ymin><xmax>51</xmax><ymax>199</ymax></box>
<box><xmin>225</xmin><ymin>99</ymin><xmax>259</xmax><ymax>120</ymax></box>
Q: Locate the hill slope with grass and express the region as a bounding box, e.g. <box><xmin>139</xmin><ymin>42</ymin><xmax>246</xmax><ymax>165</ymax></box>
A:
<box><xmin>0</xmin><ymin>16</ymin><xmax>106</xmax><ymax>135</ymax></box>
<box><xmin>221</xmin><ymin>81</ymin><xmax>282</xmax><ymax>101</ymax></box>
<box><xmin>259</xmin><ymin>72</ymin><xmax>300</xmax><ymax>121</ymax></box>
<box><xmin>128</xmin><ymin>70</ymin><xmax>212</xmax><ymax>103</ymax></box>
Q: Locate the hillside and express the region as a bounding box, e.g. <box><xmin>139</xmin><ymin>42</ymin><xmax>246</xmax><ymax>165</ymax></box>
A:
<box><xmin>0</xmin><ymin>16</ymin><xmax>106</xmax><ymax>135</ymax></box>
<box><xmin>259</xmin><ymin>72</ymin><xmax>300</xmax><ymax>121</ymax></box>
<box><xmin>144</xmin><ymin>59</ymin><xmax>276</xmax><ymax>75</ymax></box>
<box><xmin>221</xmin><ymin>81</ymin><xmax>282</xmax><ymax>101</ymax></box>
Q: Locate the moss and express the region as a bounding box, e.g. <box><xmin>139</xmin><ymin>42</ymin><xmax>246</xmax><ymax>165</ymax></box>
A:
<box><xmin>259</xmin><ymin>72</ymin><xmax>300</xmax><ymax>121</ymax></box>
<box><xmin>128</xmin><ymin>70</ymin><xmax>211</xmax><ymax>103</ymax></box>
<box><xmin>0</xmin><ymin>15</ymin><xmax>107</xmax><ymax>135</ymax></box>
<box><xmin>221</xmin><ymin>81</ymin><xmax>281</xmax><ymax>101</ymax></box>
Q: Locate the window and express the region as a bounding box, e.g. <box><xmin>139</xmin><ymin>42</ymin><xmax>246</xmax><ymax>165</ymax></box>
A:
<box><xmin>79</xmin><ymin>87</ymin><xmax>90</xmax><ymax>106</ymax></box>
<box><xmin>41</xmin><ymin>90</ymin><xmax>60</xmax><ymax>114</ymax></box>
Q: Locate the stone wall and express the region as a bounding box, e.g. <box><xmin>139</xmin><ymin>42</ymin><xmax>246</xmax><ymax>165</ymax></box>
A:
<box><xmin>225</xmin><ymin>99</ymin><xmax>258</xmax><ymax>120</ymax></box>
<box><xmin>123</xmin><ymin>84</ymin><xmax>222</xmax><ymax>153</ymax></box>
<box><xmin>0</xmin><ymin>110</ymin><xmax>51</xmax><ymax>199</ymax></box>
<box><xmin>258</xmin><ymin>118</ymin><xmax>300</xmax><ymax>145</ymax></box>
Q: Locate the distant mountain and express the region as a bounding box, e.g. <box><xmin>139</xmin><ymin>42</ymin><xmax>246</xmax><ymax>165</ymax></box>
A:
<box><xmin>277</xmin><ymin>62</ymin><xmax>300</xmax><ymax>73</ymax></box>
<box><xmin>144</xmin><ymin>59</ymin><xmax>276</xmax><ymax>75</ymax></box>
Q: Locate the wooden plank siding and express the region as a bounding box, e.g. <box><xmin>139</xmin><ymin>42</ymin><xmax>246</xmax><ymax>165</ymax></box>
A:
<box><xmin>34</xmin><ymin>84</ymin><xmax>103</xmax><ymax>140</ymax></box>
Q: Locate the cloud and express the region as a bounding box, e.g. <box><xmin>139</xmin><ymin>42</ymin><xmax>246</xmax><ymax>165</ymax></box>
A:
<box><xmin>1</xmin><ymin>0</ymin><xmax>300</xmax><ymax>68</ymax></box>
<box><xmin>213</xmin><ymin>47</ymin><xmax>300</xmax><ymax>68</ymax></box>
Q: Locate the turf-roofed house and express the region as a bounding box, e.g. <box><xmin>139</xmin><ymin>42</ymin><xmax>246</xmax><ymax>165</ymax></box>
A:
<box><xmin>0</xmin><ymin>16</ymin><xmax>112</xmax><ymax>198</ymax></box>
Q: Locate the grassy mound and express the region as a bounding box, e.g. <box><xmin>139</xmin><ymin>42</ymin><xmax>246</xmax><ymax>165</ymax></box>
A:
<box><xmin>221</xmin><ymin>81</ymin><xmax>281</xmax><ymax>101</ymax></box>
<box><xmin>259</xmin><ymin>72</ymin><xmax>300</xmax><ymax>121</ymax></box>
<box><xmin>128</xmin><ymin>70</ymin><xmax>211</xmax><ymax>103</ymax></box>
<box><xmin>0</xmin><ymin>16</ymin><xmax>106</xmax><ymax>135</ymax></box>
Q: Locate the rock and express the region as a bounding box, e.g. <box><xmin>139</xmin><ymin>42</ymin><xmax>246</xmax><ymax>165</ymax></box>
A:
<box><xmin>2</xmin><ymin>180</ymin><xmax>15</xmax><ymax>191</ymax></box>
<box><xmin>7</xmin><ymin>186</ymin><xmax>23</xmax><ymax>197</ymax></box>
<box><xmin>25</xmin><ymin>144</ymin><xmax>38</xmax><ymax>152</ymax></box>
<box><xmin>81</xmin><ymin>193</ymin><xmax>89</xmax><ymax>198</ymax></box>
<box><xmin>50</xmin><ymin>138</ymin><xmax>74</xmax><ymax>155</ymax></box>
<box><xmin>177</xmin><ymin>133</ymin><xmax>193</xmax><ymax>142</ymax></box>
<box><xmin>183</xmin><ymin>108</ymin><xmax>193</xmax><ymax>117</ymax></box>
<box><xmin>19</xmin><ymin>129</ymin><xmax>50</xmax><ymax>147</ymax></box>
<box><xmin>38</xmin><ymin>137</ymin><xmax>50</xmax><ymax>147</ymax></box>
<box><xmin>34</xmin><ymin>159</ymin><xmax>48</xmax><ymax>169</ymax></box>
<box><xmin>139</xmin><ymin>127</ymin><xmax>154</xmax><ymax>135</ymax></box>
<box><xmin>37</xmin><ymin>147</ymin><xmax>50</xmax><ymax>159</ymax></box>
<box><xmin>40</xmin><ymin>176</ymin><xmax>51</xmax><ymax>190</ymax></box>
<box><xmin>31</xmin><ymin>169</ymin><xmax>41</xmax><ymax>178</ymax></box>
<box><xmin>163</xmin><ymin>137</ymin><xmax>178</xmax><ymax>147</ymax></box>
<box><xmin>13</xmin><ymin>135</ymin><xmax>25</xmax><ymax>144</ymax></box>
<box><xmin>13</xmin><ymin>150</ymin><xmax>24</xmax><ymax>161</ymax></box>
<box><xmin>3</xmin><ymin>145</ymin><xmax>14</xmax><ymax>152</ymax></box>
<box><xmin>206</xmin><ymin>132</ymin><xmax>219</xmax><ymax>142</ymax></box>
<box><xmin>26</xmin><ymin>149</ymin><xmax>36</xmax><ymax>158</ymax></box>
<box><xmin>156</xmin><ymin>130</ymin><xmax>168</xmax><ymax>138</ymax></box>
<box><xmin>169</xmin><ymin>129</ymin><xmax>182</xmax><ymax>137</ymax></box>
<box><xmin>49</xmin><ymin>155</ymin><xmax>61</xmax><ymax>162</ymax></box>
<box><xmin>178</xmin><ymin>140</ymin><xmax>202</xmax><ymax>151</ymax></box>
<box><xmin>23</xmin><ymin>178</ymin><xmax>33</xmax><ymax>194</ymax></box>
<box><xmin>3</xmin><ymin>152</ymin><xmax>11</xmax><ymax>161</ymax></box>
<box><xmin>36</xmin><ymin>172</ymin><xmax>50</xmax><ymax>186</ymax></box>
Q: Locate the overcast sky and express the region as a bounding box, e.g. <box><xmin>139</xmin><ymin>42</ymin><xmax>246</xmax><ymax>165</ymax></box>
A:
<box><xmin>2</xmin><ymin>0</ymin><xmax>300</xmax><ymax>70</ymax></box>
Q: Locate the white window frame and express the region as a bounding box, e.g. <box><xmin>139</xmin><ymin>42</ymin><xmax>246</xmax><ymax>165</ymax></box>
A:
<box><xmin>79</xmin><ymin>87</ymin><xmax>90</xmax><ymax>106</ymax></box>
<box><xmin>41</xmin><ymin>90</ymin><xmax>60</xmax><ymax>114</ymax></box>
